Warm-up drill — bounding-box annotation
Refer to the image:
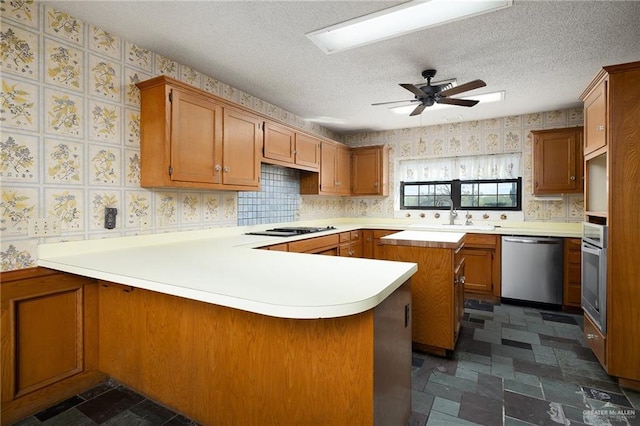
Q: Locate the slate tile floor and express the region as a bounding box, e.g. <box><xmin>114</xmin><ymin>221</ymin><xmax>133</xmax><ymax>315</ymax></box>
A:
<box><xmin>13</xmin><ymin>300</ymin><xmax>640</xmax><ymax>425</ymax></box>
<box><xmin>410</xmin><ymin>300</ymin><xmax>640</xmax><ymax>426</ymax></box>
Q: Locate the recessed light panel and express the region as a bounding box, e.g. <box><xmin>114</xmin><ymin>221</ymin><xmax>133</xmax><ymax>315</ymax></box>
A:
<box><xmin>307</xmin><ymin>0</ymin><xmax>512</xmax><ymax>54</ymax></box>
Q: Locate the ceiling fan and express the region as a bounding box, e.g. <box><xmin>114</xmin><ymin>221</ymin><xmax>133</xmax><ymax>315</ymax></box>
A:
<box><xmin>373</xmin><ymin>69</ymin><xmax>487</xmax><ymax>116</ymax></box>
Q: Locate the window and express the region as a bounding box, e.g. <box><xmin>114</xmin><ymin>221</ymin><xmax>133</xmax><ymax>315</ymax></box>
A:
<box><xmin>401</xmin><ymin>178</ymin><xmax>521</xmax><ymax>210</ymax></box>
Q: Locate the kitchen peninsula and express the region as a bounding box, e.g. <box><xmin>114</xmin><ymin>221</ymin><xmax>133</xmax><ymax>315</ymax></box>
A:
<box><xmin>27</xmin><ymin>228</ymin><xmax>417</xmax><ymax>426</ymax></box>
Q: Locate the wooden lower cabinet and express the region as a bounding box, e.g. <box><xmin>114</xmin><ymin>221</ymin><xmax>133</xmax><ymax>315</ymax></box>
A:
<box><xmin>379</xmin><ymin>242</ymin><xmax>464</xmax><ymax>356</ymax></box>
<box><xmin>1</xmin><ymin>268</ymin><xmax>105</xmax><ymax>425</ymax></box>
<box><xmin>460</xmin><ymin>233</ymin><xmax>501</xmax><ymax>300</ymax></box>
<box><xmin>98</xmin><ymin>280</ymin><xmax>412</xmax><ymax>425</ymax></box>
<box><xmin>339</xmin><ymin>230</ymin><xmax>363</xmax><ymax>257</ymax></box>
<box><xmin>563</xmin><ymin>238</ymin><xmax>582</xmax><ymax>308</ymax></box>
<box><xmin>362</xmin><ymin>229</ymin><xmax>397</xmax><ymax>259</ymax></box>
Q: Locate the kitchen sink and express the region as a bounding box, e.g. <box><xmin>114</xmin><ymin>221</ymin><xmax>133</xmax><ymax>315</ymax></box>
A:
<box><xmin>409</xmin><ymin>224</ymin><xmax>495</xmax><ymax>231</ymax></box>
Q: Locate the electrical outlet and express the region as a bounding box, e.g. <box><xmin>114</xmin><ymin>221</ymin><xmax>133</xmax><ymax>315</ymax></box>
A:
<box><xmin>104</xmin><ymin>207</ymin><xmax>117</xmax><ymax>229</ymax></box>
<box><xmin>28</xmin><ymin>218</ymin><xmax>61</xmax><ymax>237</ymax></box>
<box><xmin>140</xmin><ymin>217</ymin><xmax>151</xmax><ymax>231</ymax></box>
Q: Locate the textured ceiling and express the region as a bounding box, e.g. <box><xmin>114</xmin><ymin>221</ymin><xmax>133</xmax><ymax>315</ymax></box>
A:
<box><xmin>44</xmin><ymin>1</ymin><xmax>640</xmax><ymax>134</ymax></box>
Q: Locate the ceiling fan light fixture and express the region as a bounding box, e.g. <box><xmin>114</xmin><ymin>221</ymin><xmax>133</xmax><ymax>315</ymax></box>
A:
<box><xmin>390</xmin><ymin>90</ymin><xmax>505</xmax><ymax>115</ymax></box>
<box><xmin>306</xmin><ymin>0</ymin><xmax>512</xmax><ymax>54</ymax></box>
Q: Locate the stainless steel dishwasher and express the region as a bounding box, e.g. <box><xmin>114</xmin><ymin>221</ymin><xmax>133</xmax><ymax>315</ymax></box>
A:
<box><xmin>501</xmin><ymin>236</ymin><xmax>563</xmax><ymax>305</ymax></box>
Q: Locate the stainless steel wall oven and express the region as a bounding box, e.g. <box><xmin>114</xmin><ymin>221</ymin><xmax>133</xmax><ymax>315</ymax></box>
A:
<box><xmin>582</xmin><ymin>222</ymin><xmax>608</xmax><ymax>333</ymax></box>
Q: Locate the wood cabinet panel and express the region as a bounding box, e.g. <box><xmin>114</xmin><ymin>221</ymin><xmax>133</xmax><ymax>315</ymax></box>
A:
<box><xmin>293</xmin><ymin>133</ymin><xmax>320</xmax><ymax>170</ymax></box>
<box><xmin>461</xmin><ymin>233</ymin><xmax>500</xmax><ymax>299</ymax></box>
<box><xmin>351</xmin><ymin>145</ymin><xmax>389</xmax><ymax>196</ymax></box>
<box><xmin>583</xmin><ymin>79</ymin><xmax>607</xmax><ymax>155</ymax></box>
<box><xmin>460</xmin><ymin>249</ymin><xmax>492</xmax><ymax>294</ymax></box>
<box><xmin>263</xmin><ymin>121</ymin><xmax>294</xmax><ymax>163</ymax></box>
<box><xmin>99</xmin><ymin>281</ymin><xmax>411</xmax><ymax>425</ymax></box>
<box><xmin>169</xmin><ymin>89</ymin><xmax>222</xmax><ymax>185</ymax></box>
<box><xmin>580</xmin><ymin>61</ymin><xmax>640</xmax><ymax>383</ymax></box>
<box><xmin>584</xmin><ymin>313</ymin><xmax>606</xmax><ymax>367</ymax></box>
<box><xmin>380</xmin><ymin>245</ymin><xmax>458</xmax><ymax>354</ymax></box>
<box><xmin>222</xmin><ymin>108</ymin><xmax>261</xmax><ymax>188</ymax></box>
<box><xmin>563</xmin><ymin>237</ymin><xmax>582</xmax><ymax>308</ymax></box>
<box><xmin>1</xmin><ymin>268</ymin><xmax>104</xmax><ymax>425</ymax></box>
<box><xmin>532</xmin><ymin>127</ymin><xmax>584</xmax><ymax>194</ymax></box>
<box><xmin>137</xmin><ymin>76</ymin><xmax>261</xmax><ymax>191</ymax></box>
<box><xmin>287</xmin><ymin>234</ymin><xmax>339</xmax><ymax>254</ymax></box>
<box><xmin>336</xmin><ymin>145</ymin><xmax>351</xmax><ymax>195</ymax></box>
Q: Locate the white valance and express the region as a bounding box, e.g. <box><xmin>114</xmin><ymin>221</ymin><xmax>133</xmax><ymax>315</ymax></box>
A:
<box><xmin>399</xmin><ymin>153</ymin><xmax>522</xmax><ymax>182</ymax></box>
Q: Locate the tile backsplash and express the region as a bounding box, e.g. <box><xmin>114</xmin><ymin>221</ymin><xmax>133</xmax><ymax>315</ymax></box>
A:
<box><xmin>238</xmin><ymin>164</ymin><xmax>300</xmax><ymax>226</ymax></box>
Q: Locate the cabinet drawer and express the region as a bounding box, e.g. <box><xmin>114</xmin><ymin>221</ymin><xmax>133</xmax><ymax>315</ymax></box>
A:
<box><xmin>350</xmin><ymin>230</ymin><xmax>360</xmax><ymax>241</ymax></box>
<box><xmin>584</xmin><ymin>313</ymin><xmax>606</xmax><ymax>367</ymax></box>
<box><xmin>288</xmin><ymin>234</ymin><xmax>339</xmax><ymax>253</ymax></box>
<box><xmin>565</xmin><ymin>238</ymin><xmax>581</xmax><ymax>251</ymax></box>
<box><xmin>464</xmin><ymin>233</ymin><xmax>498</xmax><ymax>248</ymax></box>
<box><xmin>339</xmin><ymin>232</ymin><xmax>350</xmax><ymax>243</ymax></box>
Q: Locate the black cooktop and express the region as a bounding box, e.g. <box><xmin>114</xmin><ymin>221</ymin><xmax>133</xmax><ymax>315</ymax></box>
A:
<box><xmin>245</xmin><ymin>226</ymin><xmax>336</xmax><ymax>237</ymax></box>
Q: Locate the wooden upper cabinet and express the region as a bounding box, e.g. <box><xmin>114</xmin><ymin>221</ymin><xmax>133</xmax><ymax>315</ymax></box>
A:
<box><xmin>293</xmin><ymin>133</ymin><xmax>321</xmax><ymax>170</ymax></box>
<box><xmin>170</xmin><ymin>89</ymin><xmax>223</xmax><ymax>185</ymax></box>
<box><xmin>300</xmin><ymin>140</ymin><xmax>349</xmax><ymax>195</ymax></box>
<box><xmin>336</xmin><ymin>144</ymin><xmax>351</xmax><ymax>195</ymax></box>
<box><xmin>222</xmin><ymin>108</ymin><xmax>261</xmax><ymax>188</ymax></box>
<box><xmin>263</xmin><ymin>122</ymin><xmax>294</xmax><ymax>164</ymax></box>
<box><xmin>532</xmin><ymin>127</ymin><xmax>584</xmax><ymax>195</ymax></box>
<box><xmin>262</xmin><ymin>123</ymin><xmax>320</xmax><ymax>172</ymax></box>
<box><xmin>583</xmin><ymin>78</ymin><xmax>607</xmax><ymax>156</ymax></box>
<box><xmin>351</xmin><ymin>145</ymin><xmax>389</xmax><ymax>196</ymax></box>
<box><xmin>136</xmin><ymin>76</ymin><xmax>260</xmax><ymax>190</ymax></box>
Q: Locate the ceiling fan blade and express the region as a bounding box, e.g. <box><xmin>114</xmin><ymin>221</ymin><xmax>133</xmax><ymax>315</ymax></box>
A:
<box><xmin>371</xmin><ymin>99</ymin><xmax>417</xmax><ymax>106</ymax></box>
<box><xmin>410</xmin><ymin>104</ymin><xmax>427</xmax><ymax>116</ymax></box>
<box><xmin>400</xmin><ymin>83</ymin><xmax>428</xmax><ymax>98</ymax></box>
<box><xmin>437</xmin><ymin>97</ymin><xmax>479</xmax><ymax>107</ymax></box>
<box><xmin>439</xmin><ymin>79</ymin><xmax>486</xmax><ymax>97</ymax></box>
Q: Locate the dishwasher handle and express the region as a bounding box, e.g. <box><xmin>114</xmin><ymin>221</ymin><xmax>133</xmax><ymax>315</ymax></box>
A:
<box><xmin>503</xmin><ymin>237</ymin><xmax>562</xmax><ymax>244</ymax></box>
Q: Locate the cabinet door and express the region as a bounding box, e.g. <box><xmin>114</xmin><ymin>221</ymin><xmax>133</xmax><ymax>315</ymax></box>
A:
<box><xmin>584</xmin><ymin>79</ymin><xmax>607</xmax><ymax>155</ymax></box>
<box><xmin>320</xmin><ymin>142</ymin><xmax>337</xmax><ymax>193</ymax></box>
<box><xmin>1</xmin><ymin>269</ymin><xmax>102</xmax><ymax>424</ymax></box>
<box><xmin>170</xmin><ymin>89</ymin><xmax>223</xmax><ymax>184</ymax></box>
<box><xmin>454</xmin><ymin>258</ymin><xmax>466</xmax><ymax>344</ymax></box>
<box><xmin>351</xmin><ymin>146</ymin><xmax>383</xmax><ymax>196</ymax></box>
<box><xmin>533</xmin><ymin>127</ymin><xmax>583</xmax><ymax>194</ymax></box>
<box><xmin>263</xmin><ymin>122</ymin><xmax>294</xmax><ymax>163</ymax></box>
<box><xmin>461</xmin><ymin>248</ymin><xmax>493</xmax><ymax>294</ymax></box>
<box><xmin>336</xmin><ymin>145</ymin><xmax>351</xmax><ymax>195</ymax></box>
<box><xmin>223</xmin><ymin>108</ymin><xmax>261</xmax><ymax>188</ymax></box>
<box><xmin>294</xmin><ymin>133</ymin><xmax>321</xmax><ymax>170</ymax></box>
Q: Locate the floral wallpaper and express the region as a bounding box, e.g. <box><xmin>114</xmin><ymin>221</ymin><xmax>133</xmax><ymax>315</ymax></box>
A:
<box><xmin>0</xmin><ymin>1</ymin><xmax>339</xmax><ymax>271</ymax></box>
<box><xmin>341</xmin><ymin>108</ymin><xmax>585</xmax><ymax>222</ymax></box>
<box><xmin>0</xmin><ymin>1</ymin><xmax>584</xmax><ymax>272</ymax></box>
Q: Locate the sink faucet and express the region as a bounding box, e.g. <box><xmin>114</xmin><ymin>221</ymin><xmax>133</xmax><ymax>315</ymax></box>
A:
<box><xmin>437</xmin><ymin>198</ymin><xmax>458</xmax><ymax>225</ymax></box>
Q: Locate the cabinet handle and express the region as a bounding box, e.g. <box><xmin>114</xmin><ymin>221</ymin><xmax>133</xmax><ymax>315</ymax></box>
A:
<box><xmin>224</xmin><ymin>166</ymin><xmax>231</xmax><ymax>173</ymax></box>
<box><xmin>596</xmin><ymin>125</ymin><xmax>605</xmax><ymax>131</ymax></box>
<box><xmin>461</xmin><ymin>276</ymin><xmax>466</xmax><ymax>285</ymax></box>
<box><xmin>292</xmin><ymin>150</ymin><xmax>297</xmax><ymax>155</ymax></box>
<box><xmin>586</xmin><ymin>333</ymin><xmax>598</xmax><ymax>340</ymax></box>
<box><xmin>570</xmin><ymin>176</ymin><xmax>576</xmax><ymax>181</ymax></box>
<box><xmin>374</xmin><ymin>182</ymin><xmax>379</xmax><ymax>187</ymax></box>
<box><xmin>215</xmin><ymin>165</ymin><xmax>222</xmax><ymax>173</ymax></box>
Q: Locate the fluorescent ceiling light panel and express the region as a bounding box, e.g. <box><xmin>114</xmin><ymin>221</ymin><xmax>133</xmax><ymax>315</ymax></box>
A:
<box><xmin>307</xmin><ymin>0</ymin><xmax>512</xmax><ymax>54</ymax></box>
<box><xmin>391</xmin><ymin>91</ymin><xmax>505</xmax><ymax>114</ymax></box>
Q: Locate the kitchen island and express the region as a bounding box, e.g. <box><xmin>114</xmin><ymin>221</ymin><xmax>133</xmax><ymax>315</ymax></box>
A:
<box><xmin>31</xmin><ymin>230</ymin><xmax>417</xmax><ymax>425</ymax></box>
<box><xmin>380</xmin><ymin>231</ymin><xmax>466</xmax><ymax>356</ymax></box>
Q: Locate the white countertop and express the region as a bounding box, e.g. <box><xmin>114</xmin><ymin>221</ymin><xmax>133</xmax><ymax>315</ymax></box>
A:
<box><xmin>37</xmin><ymin>218</ymin><xmax>580</xmax><ymax>319</ymax></box>
<box><xmin>38</xmin><ymin>229</ymin><xmax>417</xmax><ymax>320</ymax></box>
<box><xmin>381</xmin><ymin>230</ymin><xmax>466</xmax><ymax>249</ymax></box>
